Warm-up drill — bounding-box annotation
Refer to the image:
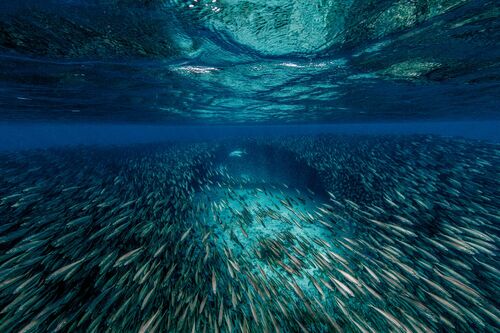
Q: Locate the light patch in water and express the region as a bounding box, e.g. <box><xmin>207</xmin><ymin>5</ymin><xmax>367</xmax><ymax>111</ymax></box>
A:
<box><xmin>174</xmin><ymin>65</ymin><xmax>221</xmax><ymax>74</ymax></box>
<box><xmin>194</xmin><ymin>181</ymin><xmax>354</xmax><ymax>302</ymax></box>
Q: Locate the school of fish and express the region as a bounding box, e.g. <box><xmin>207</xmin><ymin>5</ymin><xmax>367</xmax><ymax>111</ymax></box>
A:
<box><xmin>0</xmin><ymin>134</ymin><xmax>498</xmax><ymax>332</ymax></box>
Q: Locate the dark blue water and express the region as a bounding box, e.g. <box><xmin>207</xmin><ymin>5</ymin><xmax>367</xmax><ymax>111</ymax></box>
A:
<box><xmin>0</xmin><ymin>2</ymin><xmax>499</xmax><ymax>333</ymax></box>
<box><xmin>0</xmin><ymin>121</ymin><xmax>499</xmax><ymax>151</ymax></box>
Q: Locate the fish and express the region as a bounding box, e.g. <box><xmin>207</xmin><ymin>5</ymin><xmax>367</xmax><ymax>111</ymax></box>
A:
<box><xmin>229</xmin><ymin>149</ymin><xmax>247</xmax><ymax>158</ymax></box>
<box><xmin>212</xmin><ymin>270</ymin><xmax>217</xmax><ymax>295</ymax></box>
<box><xmin>0</xmin><ymin>135</ymin><xmax>497</xmax><ymax>333</ymax></box>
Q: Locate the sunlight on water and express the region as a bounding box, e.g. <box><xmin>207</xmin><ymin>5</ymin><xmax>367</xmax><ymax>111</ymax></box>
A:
<box><xmin>0</xmin><ymin>0</ymin><xmax>498</xmax><ymax>123</ymax></box>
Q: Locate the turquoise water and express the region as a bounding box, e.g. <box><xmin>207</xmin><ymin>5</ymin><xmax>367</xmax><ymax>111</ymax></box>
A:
<box><xmin>0</xmin><ymin>1</ymin><xmax>499</xmax><ymax>333</ymax></box>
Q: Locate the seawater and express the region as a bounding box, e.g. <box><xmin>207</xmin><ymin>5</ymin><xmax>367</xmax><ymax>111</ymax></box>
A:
<box><xmin>0</xmin><ymin>1</ymin><xmax>499</xmax><ymax>332</ymax></box>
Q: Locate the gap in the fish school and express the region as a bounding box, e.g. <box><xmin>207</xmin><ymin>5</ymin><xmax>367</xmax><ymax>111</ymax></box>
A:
<box><xmin>195</xmin><ymin>143</ymin><xmax>354</xmax><ymax>299</ymax></box>
<box><xmin>0</xmin><ymin>120</ymin><xmax>498</xmax><ymax>151</ymax></box>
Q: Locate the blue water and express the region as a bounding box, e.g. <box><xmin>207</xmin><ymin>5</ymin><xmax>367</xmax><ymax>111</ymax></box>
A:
<box><xmin>0</xmin><ymin>121</ymin><xmax>499</xmax><ymax>151</ymax></box>
<box><xmin>0</xmin><ymin>1</ymin><xmax>499</xmax><ymax>333</ymax></box>
<box><xmin>0</xmin><ymin>0</ymin><xmax>498</xmax><ymax>126</ymax></box>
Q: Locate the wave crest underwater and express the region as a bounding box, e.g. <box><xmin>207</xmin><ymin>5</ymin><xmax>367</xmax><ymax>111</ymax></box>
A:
<box><xmin>0</xmin><ymin>0</ymin><xmax>498</xmax><ymax>123</ymax></box>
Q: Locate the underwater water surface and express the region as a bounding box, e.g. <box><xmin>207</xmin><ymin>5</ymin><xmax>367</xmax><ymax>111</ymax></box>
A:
<box><xmin>0</xmin><ymin>0</ymin><xmax>499</xmax><ymax>123</ymax></box>
<box><xmin>0</xmin><ymin>1</ymin><xmax>499</xmax><ymax>333</ymax></box>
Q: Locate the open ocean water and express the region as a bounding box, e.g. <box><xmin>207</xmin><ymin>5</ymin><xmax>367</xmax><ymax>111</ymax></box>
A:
<box><xmin>0</xmin><ymin>1</ymin><xmax>499</xmax><ymax>332</ymax></box>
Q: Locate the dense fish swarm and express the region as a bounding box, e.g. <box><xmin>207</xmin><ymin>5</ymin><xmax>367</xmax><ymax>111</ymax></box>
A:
<box><xmin>0</xmin><ymin>135</ymin><xmax>499</xmax><ymax>332</ymax></box>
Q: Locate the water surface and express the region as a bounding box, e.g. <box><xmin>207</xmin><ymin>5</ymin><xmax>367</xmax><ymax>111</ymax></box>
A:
<box><xmin>0</xmin><ymin>0</ymin><xmax>498</xmax><ymax>123</ymax></box>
